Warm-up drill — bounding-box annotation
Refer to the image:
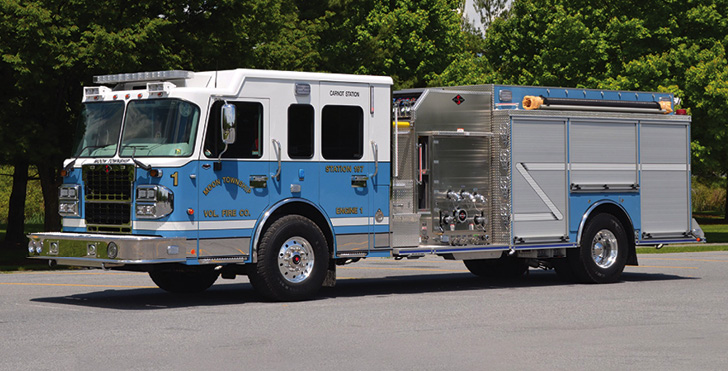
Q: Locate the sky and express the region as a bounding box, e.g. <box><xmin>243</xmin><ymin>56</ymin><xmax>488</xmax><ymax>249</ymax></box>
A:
<box><xmin>464</xmin><ymin>0</ymin><xmax>513</xmax><ymax>34</ymax></box>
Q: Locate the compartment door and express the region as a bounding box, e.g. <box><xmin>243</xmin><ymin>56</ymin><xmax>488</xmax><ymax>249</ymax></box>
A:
<box><xmin>640</xmin><ymin>122</ymin><xmax>690</xmax><ymax>237</ymax></box>
<box><xmin>511</xmin><ymin>118</ymin><xmax>568</xmax><ymax>241</ymax></box>
<box><xmin>319</xmin><ymin>82</ymin><xmax>372</xmax><ymax>256</ymax></box>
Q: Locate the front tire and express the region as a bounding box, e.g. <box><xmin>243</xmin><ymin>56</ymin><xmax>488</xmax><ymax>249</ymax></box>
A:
<box><xmin>248</xmin><ymin>215</ymin><xmax>329</xmax><ymax>301</ymax></box>
<box><xmin>149</xmin><ymin>268</ymin><xmax>219</xmax><ymax>293</ymax></box>
<box><xmin>567</xmin><ymin>213</ymin><xmax>628</xmax><ymax>283</ymax></box>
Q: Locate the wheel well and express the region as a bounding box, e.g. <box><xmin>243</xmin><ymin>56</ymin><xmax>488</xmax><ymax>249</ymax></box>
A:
<box><xmin>257</xmin><ymin>202</ymin><xmax>334</xmax><ymax>257</ymax></box>
<box><xmin>581</xmin><ymin>203</ymin><xmax>638</xmax><ymax>266</ymax></box>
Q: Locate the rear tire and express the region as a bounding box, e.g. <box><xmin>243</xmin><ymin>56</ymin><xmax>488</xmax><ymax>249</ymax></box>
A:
<box><xmin>464</xmin><ymin>253</ymin><xmax>528</xmax><ymax>278</ymax></box>
<box><xmin>567</xmin><ymin>213</ymin><xmax>628</xmax><ymax>283</ymax></box>
<box><xmin>248</xmin><ymin>215</ymin><xmax>329</xmax><ymax>301</ymax></box>
<box><xmin>149</xmin><ymin>268</ymin><xmax>219</xmax><ymax>293</ymax></box>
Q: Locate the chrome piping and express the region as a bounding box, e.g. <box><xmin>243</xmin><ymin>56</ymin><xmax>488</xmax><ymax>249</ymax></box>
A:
<box><xmin>576</xmin><ymin>200</ymin><xmax>634</xmax><ymax>246</ymax></box>
<box><xmin>251</xmin><ymin>198</ymin><xmax>335</xmax><ymax>263</ymax></box>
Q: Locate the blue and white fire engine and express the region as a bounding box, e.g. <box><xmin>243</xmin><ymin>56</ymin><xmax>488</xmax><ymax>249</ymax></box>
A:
<box><xmin>28</xmin><ymin>69</ymin><xmax>704</xmax><ymax>300</ymax></box>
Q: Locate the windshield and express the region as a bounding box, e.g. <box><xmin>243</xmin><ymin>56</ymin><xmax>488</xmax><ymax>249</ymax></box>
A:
<box><xmin>72</xmin><ymin>102</ymin><xmax>124</xmax><ymax>157</ymax></box>
<box><xmin>119</xmin><ymin>99</ymin><xmax>200</xmax><ymax>157</ymax></box>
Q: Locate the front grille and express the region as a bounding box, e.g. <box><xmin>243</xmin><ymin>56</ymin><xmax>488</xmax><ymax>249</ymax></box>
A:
<box><xmin>82</xmin><ymin>164</ymin><xmax>134</xmax><ymax>233</ymax></box>
<box><xmin>85</xmin><ymin>203</ymin><xmax>131</xmax><ymax>225</ymax></box>
<box><xmin>84</xmin><ymin>165</ymin><xmax>133</xmax><ymax>201</ymax></box>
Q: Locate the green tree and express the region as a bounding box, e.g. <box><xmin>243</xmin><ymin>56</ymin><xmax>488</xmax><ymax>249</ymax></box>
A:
<box><xmin>474</xmin><ymin>0</ymin><xmax>509</xmax><ymax>30</ymax></box>
<box><xmin>439</xmin><ymin>0</ymin><xmax>728</xmax><ymax>217</ymax></box>
<box><xmin>296</xmin><ymin>0</ymin><xmax>467</xmax><ymax>88</ymax></box>
<box><xmin>0</xmin><ymin>0</ymin><xmax>322</xmax><ymax>248</ymax></box>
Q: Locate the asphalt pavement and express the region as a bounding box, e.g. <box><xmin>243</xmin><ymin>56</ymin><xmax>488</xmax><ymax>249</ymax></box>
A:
<box><xmin>1</xmin><ymin>252</ymin><xmax>727</xmax><ymax>370</ymax></box>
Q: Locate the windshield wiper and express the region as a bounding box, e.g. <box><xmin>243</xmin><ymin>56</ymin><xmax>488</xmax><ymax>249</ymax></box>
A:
<box><xmin>120</xmin><ymin>144</ymin><xmax>152</xmax><ymax>171</ymax></box>
<box><xmin>63</xmin><ymin>144</ymin><xmax>112</xmax><ymax>174</ymax></box>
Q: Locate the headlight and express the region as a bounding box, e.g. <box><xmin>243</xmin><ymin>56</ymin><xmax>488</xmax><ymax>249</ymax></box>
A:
<box><xmin>107</xmin><ymin>242</ymin><xmax>119</xmax><ymax>259</ymax></box>
<box><xmin>58</xmin><ymin>184</ymin><xmax>81</xmax><ymax>217</ymax></box>
<box><xmin>135</xmin><ymin>185</ymin><xmax>174</xmax><ymax>219</ymax></box>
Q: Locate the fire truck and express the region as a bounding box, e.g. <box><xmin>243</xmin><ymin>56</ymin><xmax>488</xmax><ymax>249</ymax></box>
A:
<box><xmin>28</xmin><ymin>69</ymin><xmax>704</xmax><ymax>301</ymax></box>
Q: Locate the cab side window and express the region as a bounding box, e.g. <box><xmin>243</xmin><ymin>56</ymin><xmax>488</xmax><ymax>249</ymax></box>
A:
<box><xmin>321</xmin><ymin>105</ymin><xmax>363</xmax><ymax>160</ymax></box>
<box><xmin>204</xmin><ymin>101</ymin><xmax>263</xmax><ymax>158</ymax></box>
<box><xmin>288</xmin><ymin>104</ymin><xmax>314</xmax><ymax>159</ymax></box>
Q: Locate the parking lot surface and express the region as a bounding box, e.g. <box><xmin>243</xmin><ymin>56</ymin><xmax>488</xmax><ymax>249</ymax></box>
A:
<box><xmin>2</xmin><ymin>251</ymin><xmax>727</xmax><ymax>370</ymax></box>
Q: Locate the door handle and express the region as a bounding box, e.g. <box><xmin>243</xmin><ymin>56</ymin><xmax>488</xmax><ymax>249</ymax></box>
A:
<box><xmin>351</xmin><ymin>175</ymin><xmax>369</xmax><ymax>188</ymax></box>
<box><xmin>250</xmin><ymin>175</ymin><xmax>268</xmax><ymax>188</ymax></box>
<box><xmin>369</xmin><ymin>140</ymin><xmax>378</xmax><ymax>178</ymax></box>
<box><xmin>271</xmin><ymin>139</ymin><xmax>281</xmax><ymax>180</ymax></box>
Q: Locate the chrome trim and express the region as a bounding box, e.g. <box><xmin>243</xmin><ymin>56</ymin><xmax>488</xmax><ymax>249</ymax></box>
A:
<box><xmin>515</xmin><ymin>163</ymin><xmax>563</xmax><ymax>220</ymax></box>
<box><xmin>336</xmin><ymin>234</ymin><xmax>368</xmax><ymax>252</ymax></box>
<box><xmin>28</xmin><ymin>256</ymin><xmax>188</xmax><ymax>268</ymax></box>
<box><xmin>278</xmin><ymin>236</ymin><xmax>315</xmax><ymax>283</ymax></box>
<box><xmin>27</xmin><ymin>232</ymin><xmax>196</xmax><ymax>267</ymax></box>
<box><xmin>576</xmin><ymin>201</ymin><xmax>634</xmax><ymax>246</ymax></box>
<box><xmin>252</xmin><ymin>198</ymin><xmax>335</xmax><ymax>263</ymax></box>
<box><xmin>590</xmin><ymin>229</ymin><xmax>619</xmax><ymax>269</ymax></box>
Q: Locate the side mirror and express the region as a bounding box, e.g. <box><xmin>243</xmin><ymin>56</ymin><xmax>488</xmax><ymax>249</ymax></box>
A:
<box><xmin>221</xmin><ymin>103</ymin><xmax>236</xmax><ymax>145</ymax></box>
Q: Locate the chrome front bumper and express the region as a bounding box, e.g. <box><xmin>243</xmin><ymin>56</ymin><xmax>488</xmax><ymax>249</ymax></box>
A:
<box><xmin>27</xmin><ymin>232</ymin><xmax>196</xmax><ymax>268</ymax></box>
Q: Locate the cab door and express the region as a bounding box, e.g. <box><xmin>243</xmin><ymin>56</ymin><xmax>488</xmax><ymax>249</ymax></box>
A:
<box><xmin>319</xmin><ymin>82</ymin><xmax>372</xmax><ymax>256</ymax></box>
<box><xmin>197</xmin><ymin>99</ymin><xmax>270</xmax><ymax>259</ymax></box>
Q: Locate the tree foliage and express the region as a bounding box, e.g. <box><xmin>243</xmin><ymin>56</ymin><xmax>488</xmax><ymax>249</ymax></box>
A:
<box><xmin>3</xmin><ymin>0</ymin><xmax>728</xmax><ymax>241</ymax></box>
<box><xmin>440</xmin><ymin>0</ymin><xmax>728</xmax><ymax>214</ymax></box>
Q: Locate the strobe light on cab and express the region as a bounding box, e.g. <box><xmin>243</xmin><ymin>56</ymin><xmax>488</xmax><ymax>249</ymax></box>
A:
<box><xmin>136</xmin><ymin>185</ymin><xmax>174</xmax><ymax>219</ymax></box>
<box><xmin>148</xmin><ymin>82</ymin><xmax>176</xmax><ymax>97</ymax></box>
<box><xmin>83</xmin><ymin>86</ymin><xmax>111</xmax><ymax>101</ymax></box>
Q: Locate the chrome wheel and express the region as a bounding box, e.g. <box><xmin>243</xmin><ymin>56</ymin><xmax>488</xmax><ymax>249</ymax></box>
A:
<box><xmin>591</xmin><ymin>229</ymin><xmax>618</xmax><ymax>269</ymax></box>
<box><xmin>278</xmin><ymin>237</ymin><xmax>314</xmax><ymax>283</ymax></box>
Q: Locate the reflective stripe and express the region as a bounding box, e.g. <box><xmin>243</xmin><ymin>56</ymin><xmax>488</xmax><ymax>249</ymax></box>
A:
<box><xmin>135</xmin><ymin>220</ymin><xmax>198</xmax><ymax>231</ymax></box>
<box><xmin>331</xmin><ymin>217</ymin><xmax>370</xmax><ymax>227</ymax></box>
<box><xmin>513</xmin><ymin>213</ymin><xmax>558</xmax><ymax>222</ymax></box>
<box><xmin>571</xmin><ymin>163</ymin><xmax>637</xmax><ymax>171</ymax></box>
<box><xmin>198</xmin><ymin>220</ymin><xmax>256</xmax><ymax>230</ymax></box>
<box><xmin>62</xmin><ymin>219</ymin><xmax>86</xmax><ymax>228</ymax></box>
<box><xmin>641</xmin><ymin>163</ymin><xmax>688</xmax><ymax>171</ymax></box>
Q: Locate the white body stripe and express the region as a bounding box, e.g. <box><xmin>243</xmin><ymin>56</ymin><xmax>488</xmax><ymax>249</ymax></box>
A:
<box><xmin>570</xmin><ymin>163</ymin><xmax>637</xmax><ymax>171</ymax></box>
<box><xmin>135</xmin><ymin>220</ymin><xmax>198</xmax><ymax>231</ymax></box>
<box><xmin>198</xmin><ymin>220</ymin><xmax>256</xmax><ymax>230</ymax></box>
<box><xmin>331</xmin><ymin>217</ymin><xmax>370</xmax><ymax>227</ymax></box>
<box><xmin>62</xmin><ymin>218</ymin><xmax>86</xmax><ymax>228</ymax></box>
<box><xmin>641</xmin><ymin>164</ymin><xmax>689</xmax><ymax>171</ymax></box>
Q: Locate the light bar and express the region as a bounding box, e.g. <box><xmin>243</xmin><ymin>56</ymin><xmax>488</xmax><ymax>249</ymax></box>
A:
<box><xmin>93</xmin><ymin>70</ymin><xmax>194</xmax><ymax>84</ymax></box>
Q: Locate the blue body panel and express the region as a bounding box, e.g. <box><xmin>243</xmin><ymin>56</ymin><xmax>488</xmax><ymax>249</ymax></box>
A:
<box><xmin>63</xmin><ymin>159</ymin><xmax>391</xmax><ymax>262</ymax></box>
<box><xmin>568</xmin><ymin>193</ymin><xmax>641</xmax><ymax>242</ymax></box>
